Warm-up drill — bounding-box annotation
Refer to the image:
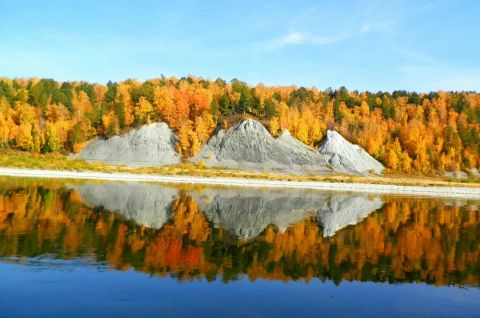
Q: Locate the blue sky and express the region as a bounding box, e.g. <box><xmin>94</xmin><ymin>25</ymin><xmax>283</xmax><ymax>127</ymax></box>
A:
<box><xmin>1</xmin><ymin>0</ymin><xmax>479</xmax><ymax>92</ymax></box>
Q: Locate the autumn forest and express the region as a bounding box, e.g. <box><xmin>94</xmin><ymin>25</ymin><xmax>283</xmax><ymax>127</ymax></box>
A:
<box><xmin>0</xmin><ymin>77</ymin><xmax>479</xmax><ymax>174</ymax></box>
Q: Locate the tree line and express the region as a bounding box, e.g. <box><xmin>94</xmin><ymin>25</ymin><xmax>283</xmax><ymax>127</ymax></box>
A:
<box><xmin>0</xmin><ymin>76</ymin><xmax>479</xmax><ymax>174</ymax></box>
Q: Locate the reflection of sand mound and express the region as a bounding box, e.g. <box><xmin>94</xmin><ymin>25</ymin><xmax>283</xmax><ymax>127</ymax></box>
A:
<box><xmin>72</xmin><ymin>181</ymin><xmax>384</xmax><ymax>238</ymax></box>
<box><xmin>317</xmin><ymin>195</ymin><xmax>384</xmax><ymax>237</ymax></box>
<box><xmin>191</xmin><ymin>187</ymin><xmax>383</xmax><ymax>239</ymax></box>
<box><xmin>73</xmin><ymin>182</ymin><xmax>178</xmax><ymax>229</ymax></box>
<box><xmin>193</xmin><ymin>119</ymin><xmax>329</xmax><ymax>174</ymax></box>
<box><xmin>318</xmin><ymin>130</ymin><xmax>384</xmax><ymax>175</ymax></box>
<box><xmin>78</xmin><ymin>123</ymin><xmax>180</xmax><ymax>166</ymax></box>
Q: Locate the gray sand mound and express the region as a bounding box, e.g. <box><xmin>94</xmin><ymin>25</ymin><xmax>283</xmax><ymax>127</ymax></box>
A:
<box><xmin>193</xmin><ymin>119</ymin><xmax>330</xmax><ymax>174</ymax></box>
<box><xmin>318</xmin><ymin>130</ymin><xmax>384</xmax><ymax>175</ymax></box>
<box><xmin>277</xmin><ymin>130</ymin><xmax>321</xmax><ymax>159</ymax></box>
<box><xmin>77</xmin><ymin>122</ymin><xmax>180</xmax><ymax>166</ymax></box>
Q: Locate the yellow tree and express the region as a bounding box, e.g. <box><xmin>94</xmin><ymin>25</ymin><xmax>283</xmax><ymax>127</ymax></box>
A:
<box><xmin>43</xmin><ymin>122</ymin><xmax>60</xmax><ymax>152</ymax></box>
<box><xmin>102</xmin><ymin>111</ymin><xmax>119</xmax><ymax>136</ymax></box>
<box><xmin>72</xmin><ymin>91</ymin><xmax>92</xmax><ymax>121</ymax></box>
<box><xmin>189</xmin><ymin>130</ymin><xmax>201</xmax><ymax>156</ymax></box>
<box><xmin>116</xmin><ymin>83</ymin><xmax>135</xmax><ymax>126</ymax></box>
<box><xmin>296</xmin><ymin>119</ymin><xmax>309</xmax><ymax>144</ymax></box>
<box><xmin>15</xmin><ymin>123</ymin><xmax>33</xmax><ymax>151</ymax></box>
<box><xmin>268</xmin><ymin>117</ymin><xmax>280</xmax><ymax>136</ymax></box>
<box><xmin>176</xmin><ymin>120</ymin><xmax>193</xmax><ymax>156</ymax></box>
<box><xmin>193</xmin><ymin>113</ymin><xmax>213</xmax><ymax>145</ymax></box>
<box><xmin>385</xmin><ymin>149</ymin><xmax>399</xmax><ymax>170</ymax></box>
<box><xmin>134</xmin><ymin>97</ymin><xmax>154</xmax><ymax>124</ymax></box>
<box><xmin>0</xmin><ymin>97</ymin><xmax>16</xmax><ymax>145</ymax></box>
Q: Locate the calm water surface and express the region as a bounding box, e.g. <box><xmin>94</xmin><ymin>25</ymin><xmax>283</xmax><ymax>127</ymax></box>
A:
<box><xmin>0</xmin><ymin>178</ymin><xmax>479</xmax><ymax>317</ymax></box>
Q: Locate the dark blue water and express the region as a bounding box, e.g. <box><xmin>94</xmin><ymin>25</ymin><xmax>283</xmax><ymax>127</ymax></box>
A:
<box><xmin>1</xmin><ymin>261</ymin><xmax>479</xmax><ymax>318</ymax></box>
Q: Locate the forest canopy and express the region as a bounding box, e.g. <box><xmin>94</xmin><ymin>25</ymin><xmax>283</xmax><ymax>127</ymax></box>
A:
<box><xmin>0</xmin><ymin>76</ymin><xmax>479</xmax><ymax>174</ymax></box>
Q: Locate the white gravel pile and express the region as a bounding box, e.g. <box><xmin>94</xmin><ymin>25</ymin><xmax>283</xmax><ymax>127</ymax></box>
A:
<box><xmin>318</xmin><ymin>130</ymin><xmax>384</xmax><ymax>175</ymax></box>
<box><xmin>193</xmin><ymin>119</ymin><xmax>330</xmax><ymax>174</ymax></box>
<box><xmin>77</xmin><ymin>122</ymin><xmax>180</xmax><ymax>166</ymax></box>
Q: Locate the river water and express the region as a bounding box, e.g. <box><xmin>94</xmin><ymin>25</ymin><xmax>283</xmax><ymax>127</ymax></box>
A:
<box><xmin>0</xmin><ymin>177</ymin><xmax>479</xmax><ymax>317</ymax></box>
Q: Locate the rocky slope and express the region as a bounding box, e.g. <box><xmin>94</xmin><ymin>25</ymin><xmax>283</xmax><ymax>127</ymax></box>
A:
<box><xmin>77</xmin><ymin>123</ymin><xmax>180</xmax><ymax>166</ymax></box>
<box><xmin>318</xmin><ymin>130</ymin><xmax>385</xmax><ymax>175</ymax></box>
<box><xmin>193</xmin><ymin>119</ymin><xmax>330</xmax><ymax>174</ymax></box>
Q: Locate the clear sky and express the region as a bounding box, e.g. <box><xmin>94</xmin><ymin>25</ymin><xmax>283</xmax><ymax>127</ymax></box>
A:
<box><xmin>1</xmin><ymin>0</ymin><xmax>479</xmax><ymax>92</ymax></box>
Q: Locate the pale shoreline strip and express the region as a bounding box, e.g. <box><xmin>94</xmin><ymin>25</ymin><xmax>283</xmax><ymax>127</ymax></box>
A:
<box><xmin>0</xmin><ymin>167</ymin><xmax>480</xmax><ymax>199</ymax></box>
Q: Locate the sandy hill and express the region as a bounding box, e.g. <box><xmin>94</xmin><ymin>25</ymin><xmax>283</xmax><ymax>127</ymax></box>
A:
<box><xmin>318</xmin><ymin>130</ymin><xmax>385</xmax><ymax>175</ymax></box>
<box><xmin>76</xmin><ymin>119</ymin><xmax>384</xmax><ymax>175</ymax></box>
<box><xmin>193</xmin><ymin>119</ymin><xmax>330</xmax><ymax>174</ymax></box>
<box><xmin>77</xmin><ymin>122</ymin><xmax>180</xmax><ymax>166</ymax></box>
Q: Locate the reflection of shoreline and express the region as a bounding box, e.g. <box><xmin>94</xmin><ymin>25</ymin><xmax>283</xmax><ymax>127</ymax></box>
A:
<box><xmin>0</xmin><ymin>182</ymin><xmax>479</xmax><ymax>286</ymax></box>
<box><xmin>192</xmin><ymin>188</ymin><xmax>383</xmax><ymax>238</ymax></box>
<box><xmin>1</xmin><ymin>167</ymin><xmax>480</xmax><ymax>199</ymax></box>
<box><xmin>73</xmin><ymin>182</ymin><xmax>384</xmax><ymax>238</ymax></box>
<box><xmin>317</xmin><ymin>195</ymin><xmax>383</xmax><ymax>237</ymax></box>
<box><xmin>73</xmin><ymin>183</ymin><xmax>178</xmax><ymax>229</ymax></box>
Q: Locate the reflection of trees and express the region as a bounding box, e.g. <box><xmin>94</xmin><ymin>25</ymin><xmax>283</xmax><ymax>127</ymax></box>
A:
<box><xmin>0</xmin><ymin>182</ymin><xmax>479</xmax><ymax>286</ymax></box>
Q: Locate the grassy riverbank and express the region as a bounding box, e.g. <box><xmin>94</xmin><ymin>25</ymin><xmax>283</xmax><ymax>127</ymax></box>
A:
<box><xmin>0</xmin><ymin>149</ymin><xmax>479</xmax><ymax>188</ymax></box>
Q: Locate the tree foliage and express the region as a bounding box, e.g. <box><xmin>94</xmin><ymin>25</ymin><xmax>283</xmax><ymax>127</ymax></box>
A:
<box><xmin>0</xmin><ymin>76</ymin><xmax>479</xmax><ymax>173</ymax></box>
